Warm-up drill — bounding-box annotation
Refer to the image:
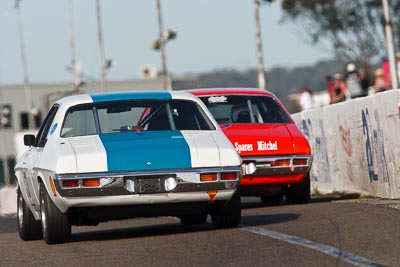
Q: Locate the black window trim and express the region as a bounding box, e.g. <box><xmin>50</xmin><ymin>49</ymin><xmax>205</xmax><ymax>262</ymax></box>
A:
<box><xmin>35</xmin><ymin>104</ymin><xmax>59</xmax><ymax>147</ymax></box>
<box><xmin>60</xmin><ymin>103</ymin><xmax>99</xmax><ymax>138</ymax></box>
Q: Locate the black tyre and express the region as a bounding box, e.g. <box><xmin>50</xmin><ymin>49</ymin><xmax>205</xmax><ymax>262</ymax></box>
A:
<box><xmin>260</xmin><ymin>194</ymin><xmax>284</xmax><ymax>204</ymax></box>
<box><xmin>285</xmin><ymin>173</ymin><xmax>311</xmax><ymax>204</ymax></box>
<box><xmin>40</xmin><ymin>184</ymin><xmax>71</xmax><ymax>244</ymax></box>
<box><xmin>180</xmin><ymin>213</ymin><xmax>208</xmax><ymax>225</ymax></box>
<box><xmin>211</xmin><ymin>190</ymin><xmax>241</xmax><ymax>228</ymax></box>
<box><xmin>17</xmin><ymin>188</ymin><xmax>42</xmax><ymax>241</ymax></box>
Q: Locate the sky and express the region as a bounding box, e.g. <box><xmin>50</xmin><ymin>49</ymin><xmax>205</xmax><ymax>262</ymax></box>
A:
<box><xmin>0</xmin><ymin>0</ymin><xmax>332</xmax><ymax>85</ymax></box>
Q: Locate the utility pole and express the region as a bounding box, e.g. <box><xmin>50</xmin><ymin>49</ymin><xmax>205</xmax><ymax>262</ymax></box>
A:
<box><xmin>67</xmin><ymin>0</ymin><xmax>79</xmax><ymax>90</ymax></box>
<box><xmin>15</xmin><ymin>0</ymin><xmax>34</xmax><ymax>130</ymax></box>
<box><xmin>253</xmin><ymin>0</ymin><xmax>266</xmax><ymax>90</ymax></box>
<box><xmin>0</xmin><ymin>79</ymin><xmax>8</xmax><ymax>186</ymax></box>
<box><xmin>156</xmin><ymin>0</ymin><xmax>172</xmax><ymax>90</ymax></box>
<box><xmin>382</xmin><ymin>0</ymin><xmax>398</xmax><ymax>89</ymax></box>
<box><xmin>96</xmin><ymin>0</ymin><xmax>107</xmax><ymax>92</ymax></box>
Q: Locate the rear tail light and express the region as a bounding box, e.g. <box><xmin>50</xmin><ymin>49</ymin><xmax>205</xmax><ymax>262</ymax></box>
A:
<box><xmin>62</xmin><ymin>179</ymin><xmax>79</xmax><ymax>188</ymax></box>
<box><xmin>271</xmin><ymin>159</ymin><xmax>291</xmax><ymax>167</ymax></box>
<box><xmin>83</xmin><ymin>179</ymin><xmax>100</xmax><ymax>187</ymax></box>
<box><xmin>221</xmin><ymin>172</ymin><xmax>238</xmax><ymax>180</ymax></box>
<box><xmin>200</xmin><ymin>173</ymin><xmax>218</xmax><ymax>182</ymax></box>
<box><xmin>293</xmin><ymin>158</ymin><xmax>308</xmax><ymax>166</ymax></box>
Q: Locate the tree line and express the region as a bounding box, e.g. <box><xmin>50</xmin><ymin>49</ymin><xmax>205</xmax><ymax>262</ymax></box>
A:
<box><xmin>280</xmin><ymin>0</ymin><xmax>400</xmax><ymax>69</ymax></box>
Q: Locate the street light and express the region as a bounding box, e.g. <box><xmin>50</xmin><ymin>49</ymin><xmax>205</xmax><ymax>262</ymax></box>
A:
<box><xmin>67</xmin><ymin>0</ymin><xmax>87</xmax><ymax>93</ymax></box>
<box><xmin>151</xmin><ymin>29</ymin><xmax>176</xmax><ymax>50</ymax></box>
<box><xmin>67</xmin><ymin>0</ymin><xmax>78</xmax><ymax>86</ymax></box>
<box><xmin>253</xmin><ymin>0</ymin><xmax>266</xmax><ymax>90</ymax></box>
<box><xmin>15</xmin><ymin>0</ymin><xmax>34</xmax><ymax>129</ymax></box>
<box><xmin>253</xmin><ymin>0</ymin><xmax>274</xmax><ymax>90</ymax></box>
<box><xmin>95</xmin><ymin>0</ymin><xmax>115</xmax><ymax>92</ymax></box>
<box><xmin>151</xmin><ymin>0</ymin><xmax>176</xmax><ymax>91</ymax></box>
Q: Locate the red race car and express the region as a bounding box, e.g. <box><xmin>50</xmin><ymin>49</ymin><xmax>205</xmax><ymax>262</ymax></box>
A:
<box><xmin>189</xmin><ymin>88</ymin><xmax>312</xmax><ymax>204</ymax></box>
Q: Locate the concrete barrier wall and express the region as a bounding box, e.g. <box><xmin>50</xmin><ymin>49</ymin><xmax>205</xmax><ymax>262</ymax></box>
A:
<box><xmin>292</xmin><ymin>89</ymin><xmax>400</xmax><ymax>199</ymax></box>
<box><xmin>0</xmin><ymin>187</ymin><xmax>17</xmax><ymax>215</ymax></box>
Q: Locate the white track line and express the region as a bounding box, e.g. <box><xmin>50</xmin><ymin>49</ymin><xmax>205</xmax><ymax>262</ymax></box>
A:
<box><xmin>240</xmin><ymin>225</ymin><xmax>386</xmax><ymax>267</ymax></box>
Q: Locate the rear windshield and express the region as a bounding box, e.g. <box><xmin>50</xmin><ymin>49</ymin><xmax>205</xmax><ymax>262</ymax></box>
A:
<box><xmin>199</xmin><ymin>95</ymin><xmax>291</xmax><ymax>124</ymax></box>
<box><xmin>61</xmin><ymin>99</ymin><xmax>215</xmax><ymax>137</ymax></box>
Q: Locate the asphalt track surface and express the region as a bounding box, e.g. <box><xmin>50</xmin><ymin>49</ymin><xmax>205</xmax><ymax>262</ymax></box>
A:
<box><xmin>1</xmin><ymin>196</ymin><xmax>399</xmax><ymax>267</ymax></box>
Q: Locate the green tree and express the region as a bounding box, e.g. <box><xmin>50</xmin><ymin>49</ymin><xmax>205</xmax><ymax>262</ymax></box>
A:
<box><xmin>280</xmin><ymin>0</ymin><xmax>400</xmax><ymax>68</ymax></box>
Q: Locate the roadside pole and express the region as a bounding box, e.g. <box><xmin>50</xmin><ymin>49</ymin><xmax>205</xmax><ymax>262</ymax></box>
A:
<box><xmin>96</xmin><ymin>0</ymin><xmax>107</xmax><ymax>92</ymax></box>
<box><xmin>382</xmin><ymin>0</ymin><xmax>398</xmax><ymax>89</ymax></box>
<box><xmin>0</xmin><ymin>85</ymin><xmax>8</xmax><ymax>186</ymax></box>
<box><xmin>156</xmin><ymin>0</ymin><xmax>172</xmax><ymax>91</ymax></box>
<box><xmin>67</xmin><ymin>0</ymin><xmax>79</xmax><ymax>90</ymax></box>
<box><xmin>15</xmin><ymin>0</ymin><xmax>34</xmax><ymax>130</ymax></box>
<box><xmin>253</xmin><ymin>0</ymin><xmax>266</xmax><ymax>90</ymax></box>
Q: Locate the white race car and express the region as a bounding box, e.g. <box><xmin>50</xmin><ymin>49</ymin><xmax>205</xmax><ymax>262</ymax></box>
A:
<box><xmin>15</xmin><ymin>91</ymin><xmax>242</xmax><ymax>244</ymax></box>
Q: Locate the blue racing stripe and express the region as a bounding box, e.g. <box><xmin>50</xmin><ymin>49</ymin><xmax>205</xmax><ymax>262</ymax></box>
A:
<box><xmin>99</xmin><ymin>131</ymin><xmax>192</xmax><ymax>172</ymax></box>
<box><xmin>90</xmin><ymin>91</ymin><xmax>172</xmax><ymax>103</ymax></box>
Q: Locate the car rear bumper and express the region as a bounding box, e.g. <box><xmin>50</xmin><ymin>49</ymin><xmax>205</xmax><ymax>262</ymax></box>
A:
<box><xmin>51</xmin><ymin>166</ymin><xmax>241</xmax><ymax>212</ymax></box>
<box><xmin>61</xmin><ymin>190</ymin><xmax>234</xmax><ymax>208</ymax></box>
<box><xmin>240</xmin><ymin>173</ymin><xmax>308</xmax><ymax>186</ymax></box>
<box><xmin>242</xmin><ymin>154</ymin><xmax>311</xmax><ymax>174</ymax></box>
<box><xmin>240</xmin><ymin>154</ymin><xmax>312</xmax><ymax>186</ymax></box>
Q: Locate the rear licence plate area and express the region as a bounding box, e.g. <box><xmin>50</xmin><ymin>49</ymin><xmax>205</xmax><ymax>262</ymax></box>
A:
<box><xmin>124</xmin><ymin>175</ymin><xmax>176</xmax><ymax>194</ymax></box>
<box><xmin>136</xmin><ymin>178</ymin><xmax>164</xmax><ymax>193</ymax></box>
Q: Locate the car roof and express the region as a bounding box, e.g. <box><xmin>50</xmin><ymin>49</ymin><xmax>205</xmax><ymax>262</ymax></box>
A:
<box><xmin>55</xmin><ymin>90</ymin><xmax>199</xmax><ymax>108</ymax></box>
<box><xmin>186</xmin><ymin>88</ymin><xmax>276</xmax><ymax>97</ymax></box>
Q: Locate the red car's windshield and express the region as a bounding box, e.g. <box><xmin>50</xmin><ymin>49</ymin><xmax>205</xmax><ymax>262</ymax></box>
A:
<box><xmin>199</xmin><ymin>95</ymin><xmax>291</xmax><ymax>124</ymax></box>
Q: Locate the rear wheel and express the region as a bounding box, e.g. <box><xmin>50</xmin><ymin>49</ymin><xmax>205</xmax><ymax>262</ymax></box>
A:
<box><xmin>211</xmin><ymin>190</ymin><xmax>241</xmax><ymax>228</ymax></box>
<box><xmin>17</xmin><ymin>188</ymin><xmax>42</xmax><ymax>241</ymax></box>
<box><xmin>40</xmin><ymin>184</ymin><xmax>71</xmax><ymax>244</ymax></box>
<box><xmin>285</xmin><ymin>173</ymin><xmax>311</xmax><ymax>204</ymax></box>
<box><xmin>180</xmin><ymin>213</ymin><xmax>208</xmax><ymax>225</ymax></box>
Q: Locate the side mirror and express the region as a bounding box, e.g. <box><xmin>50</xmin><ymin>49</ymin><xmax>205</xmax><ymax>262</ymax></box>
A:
<box><xmin>24</xmin><ymin>134</ymin><xmax>36</xmax><ymax>147</ymax></box>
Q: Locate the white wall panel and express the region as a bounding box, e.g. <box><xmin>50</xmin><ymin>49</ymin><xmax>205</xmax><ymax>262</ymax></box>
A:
<box><xmin>292</xmin><ymin>90</ymin><xmax>400</xmax><ymax>198</ymax></box>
